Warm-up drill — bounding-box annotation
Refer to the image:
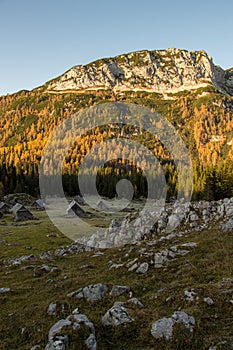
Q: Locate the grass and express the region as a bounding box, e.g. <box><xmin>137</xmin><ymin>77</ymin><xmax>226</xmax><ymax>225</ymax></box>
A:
<box><xmin>0</xmin><ymin>209</ymin><xmax>232</xmax><ymax>349</ymax></box>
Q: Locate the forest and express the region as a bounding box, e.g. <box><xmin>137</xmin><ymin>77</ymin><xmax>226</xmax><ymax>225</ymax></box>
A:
<box><xmin>0</xmin><ymin>85</ymin><xmax>233</xmax><ymax>201</ymax></box>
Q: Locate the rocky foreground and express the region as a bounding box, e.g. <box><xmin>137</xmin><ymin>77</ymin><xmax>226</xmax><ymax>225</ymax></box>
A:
<box><xmin>0</xmin><ymin>197</ymin><xmax>233</xmax><ymax>349</ymax></box>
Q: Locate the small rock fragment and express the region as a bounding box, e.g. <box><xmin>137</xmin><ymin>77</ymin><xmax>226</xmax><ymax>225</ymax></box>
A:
<box><xmin>0</xmin><ymin>287</ymin><xmax>10</xmax><ymax>293</ymax></box>
<box><xmin>204</xmin><ymin>297</ymin><xmax>214</xmax><ymax>306</ymax></box>
<box><xmin>127</xmin><ymin>297</ymin><xmax>144</xmax><ymax>307</ymax></box>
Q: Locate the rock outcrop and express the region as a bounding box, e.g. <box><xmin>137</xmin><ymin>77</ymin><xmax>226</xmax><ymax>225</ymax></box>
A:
<box><xmin>79</xmin><ymin>197</ymin><xmax>233</xmax><ymax>249</ymax></box>
<box><xmin>47</xmin><ymin>48</ymin><xmax>233</xmax><ymax>95</ymax></box>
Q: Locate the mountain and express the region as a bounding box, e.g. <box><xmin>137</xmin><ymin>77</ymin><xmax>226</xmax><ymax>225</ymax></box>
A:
<box><xmin>46</xmin><ymin>48</ymin><xmax>233</xmax><ymax>96</ymax></box>
<box><xmin>0</xmin><ymin>48</ymin><xmax>233</xmax><ymax>200</ymax></box>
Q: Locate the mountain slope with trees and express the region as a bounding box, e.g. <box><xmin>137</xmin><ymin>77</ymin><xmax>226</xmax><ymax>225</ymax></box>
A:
<box><xmin>0</xmin><ymin>49</ymin><xmax>233</xmax><ymax>200</ymax></box>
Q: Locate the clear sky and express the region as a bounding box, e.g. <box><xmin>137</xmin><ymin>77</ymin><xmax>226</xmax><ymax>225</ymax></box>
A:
<box><xmin>1</xmin><ymin>0</ymin><xmax>233</xmax><ymax>96</ymax></box>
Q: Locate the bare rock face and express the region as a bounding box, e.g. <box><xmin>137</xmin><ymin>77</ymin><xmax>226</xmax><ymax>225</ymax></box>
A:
<box><xmin>47</xmin><ymin>48</ymin><xmax>233</xmax><ymax>95</ymax></box>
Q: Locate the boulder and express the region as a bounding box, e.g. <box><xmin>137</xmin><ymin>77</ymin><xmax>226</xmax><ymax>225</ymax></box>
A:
<box><xmin>127</xmin><ymin>297</ymin><xmax>144</xmax><ymax>308</ymax></box>
<box><xmin>151</xmin><ymin>311</ymin><xmax>195</xmax><ymax>340</ymax></box>
<box><xmin>204</xmin><ymin>297</ymin><xmax>214</xmax><ymax>306</ymax></box>
<box><xmin>45</xmin><ymin>309</ymin><xmax>96</xmax><ymax>350</ymax></box>
<box><xmin>136</xmin><ymin>262</ymin><xmax>149</xmax><ymax>274</ymax></box>
<box><xmin>67</xmin><ymin>283</ymin><xmax>108</xmax><ymax>302</ymax></box>
<box><xmin>151</xmin><ymin>317</ymin><xmax>174</xmax><ymax>340</ymax></box>
<box><xmin>102</xmin><ymin>302</ymin><xmax>134</xmax><ymax>327</ymax></box>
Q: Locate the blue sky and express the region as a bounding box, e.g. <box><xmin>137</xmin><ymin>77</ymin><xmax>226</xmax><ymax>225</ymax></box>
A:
<box><xmin>1</xmin><ymin>0</ymin><xmax>233</xmax><ymax>96</ymax></box>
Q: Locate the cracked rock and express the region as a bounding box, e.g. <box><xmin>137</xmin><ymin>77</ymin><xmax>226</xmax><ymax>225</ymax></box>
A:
<box><xmin>102</xmin><ymin>302</ymin><xmax>134</xmax><ymax>327</ymax></box>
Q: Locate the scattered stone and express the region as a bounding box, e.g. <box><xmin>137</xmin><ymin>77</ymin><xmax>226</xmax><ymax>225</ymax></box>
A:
<box><xmin>181</xmin><ymin>242</ymin><xmax>197</xmax><ymax>248</ymax></box>
<box><xmin>204</xmin><ymin>297</ymin><xmax>214</xmax><ymax>306</ymax></box>
<box><xmin>127</xmin><ymin>263</ymin><xmax>138</xmax><ymax>272</ymax></box>
<box><xmin>154</xmin><ymin>250</ymin><xmax>169</xmax><ymax>268</ymax></box>
<box><xmin>151</xmin><ymin>311</ymin><xmax>195</xmax><ymax>340</ymax></box>
<box><xmin>33</xmin><ymin>264</ymin><xmax>59</xmax><ymax>277</ymax></box>
<box><xmin>39</xmin><ymin>251</ymin><xmax>54</xmax><ymax>261</ymax></box>
<box><xmin>127</xmin><ymin>297</ymin><xmax>144</xmax><ymax>308</ymax></box>
<box><xmin>136</xmin><ymin>262</ymin><xmax>149</xmax><ymax>274</ymax></box>
<box><xmin>4</xmin><ymin>254</ymin><xmax>36</xmax><ymax>267</ymax></box>
<box><xmin>0</xmin><ymin>287</ymin><xmax>10</xmax><ymax>293</ymax></box>
<box><xmin>184</xmin><ymin>289</ymin><xmax>199</xmax><ymax>302</ymax></box>
<box><xmin>110</xmin><ymin>285</ymin><xmax>130</xmax><ymax>297</ymax></box>
<box><xmin>47</xmin><ymin>303</ymin><xmax>57</xmax><ymax>316</ymax></box>
<box><xmin>91</xmin><ymin>251</ymin><xmax>104</xmax><ymax>257</ymax></box>
<box><xmin>20</xmin><ymin>264</ymin><xmax>35</xmax><ymax>271</ymax></box>
<box><xmin>126</xmin><ymin>258</ymin><xmax>138</xmax><ymax>268</ymax></box>
<box><xmin>109</xmin><ymin>262</ymin><xmax>124</xmax><ymax>269</ymax></box>
<box><xmin>102</xmin><ymin>302</ymin><xmax>134</xmax><ymax>327</ymax></box>
<box><xmin>67</xmin><ymin>284</ymin><xmax>108</xmax><ymax>302</ymax></box>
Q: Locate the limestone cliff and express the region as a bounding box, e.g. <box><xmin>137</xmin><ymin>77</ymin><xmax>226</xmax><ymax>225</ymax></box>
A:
<box><xmin>47</xmin><ymin>48</ymin><xmax>233</xmax><ymax>95</ymax></box>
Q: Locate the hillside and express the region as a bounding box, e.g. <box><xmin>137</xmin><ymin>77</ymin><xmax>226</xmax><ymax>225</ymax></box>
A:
<box><xmin>0</xmin><ymin>48</ymin><xmax>233</xmax><ymax>200</ymax></box>
<box><xmin>0</xmin><ymin>203</ymin><xmax>232</xmax><ymax>349</ymax></box>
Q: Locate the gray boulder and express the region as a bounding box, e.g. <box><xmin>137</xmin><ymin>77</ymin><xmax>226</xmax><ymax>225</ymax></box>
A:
<box><xmin>47</xmin><ymin>302</ymin><xmax>57</xmax><ymax>316</ymax></box>
<box><xmin>67</xmin><ymin>283</ymin><xmax>108</xmax><ymax>302</ymax></box>
<box><xmin>151</xmin><ymin>311</ymin><xmax>195</xmax><ymax>340</ymax></box>
<box><xmin>204</xmin><ymin>297</ymin><xmax>214</xmax><ymax>306</ymax></box>
<box><xmin>136</xmin><ymin>262</ymin><xmax>149</xmax><ymax>274</ymax></box>
<box><xmin>151</xmin><ymin>317</ymin><xmax>174</xmax><ymax>340</ymax></box>
<box><xmin>127</xmin><ymin>297</ymin><xmax>144</xmax><ymax>308</ymax></box>
<box><xmin>102</xmin><ymin>302</ymin><xmax>134</xmax><ymax>327</ymax></box>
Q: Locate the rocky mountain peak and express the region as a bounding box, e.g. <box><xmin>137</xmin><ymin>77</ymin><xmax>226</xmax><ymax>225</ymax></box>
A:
<box><xmin>47</xmin><ymin>48</ymin><xmax>233</xmax><ymax>95</ymax></box>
